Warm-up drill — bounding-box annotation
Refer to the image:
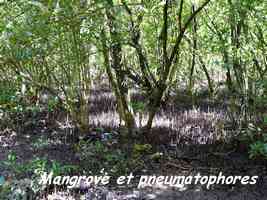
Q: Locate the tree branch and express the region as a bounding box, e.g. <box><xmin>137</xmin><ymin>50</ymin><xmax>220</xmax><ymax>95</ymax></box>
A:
<box><xmin>178</xmin><ymin>0</ymin><xmax>184</xmax><ymax>31</ymax></box>
<box><xmin>162</xmin><ymin>0</ymin><xmax>169</xmax><ymax>67</ymax></box>
<box><xmin>122</xmin><ymin>0</ymin><xmax>157</xmax><ymax>89</ymax></box>
<box><xmin>167</xmin><ymin>0</ymin><xmax>211</xmax><ymax>75</ymax></box>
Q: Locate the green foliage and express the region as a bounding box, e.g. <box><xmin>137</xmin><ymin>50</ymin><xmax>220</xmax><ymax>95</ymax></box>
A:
<box><xmin>2</xmin><ymin>152</ymin><xmax>21</xmax><ymax>175</ymax></box>
<box><xmin>0</xmin><ymin>85</ymin><xmax>40</xmax><ymax>115</ymax></box>
<box><xmin>0</xmin><ymin>88</ymin><xmax>18</xmax><ymax>110</ymax></box>
<box><xmin>47</xmin><ymin>97</ymin><xmax>59</xmax><ymax>112</ymax></box>
<box><xmin>133</xmin><ymin>143</ymin><xmax>152</xmax><ymax>157</ymax></box>
<box><xmin>130</xmin><ymin>101</ymin><xmax>146</xmax><ymax>113</ymax></box>
<box><xmin>0</xmin><ymin>152</ymin><xmax>79</xmax><ymax>199</ymax></box>
<box><xmin>248</xmin><ymin>115</ymin><xmax>267</xmax><ymax>159</ymax></box>
<box><xmin>0</xmin><ymin>183</ymin><xmax>11</xmax><ymax>200</ymax></box>
<box><xmin>240</xmin><ymin>123</ymin><xmax>262</xmax><ymax>142</ymax></box>
<box><xmin>77</xmin><ymin>140</ymin><xmax>130</xmax><ymax>175</ymax></box>
<box><xmin>50</xmin><ymin>160</ymin><xmax>78</xmax><ymax>176</ymax></box>
<box><xmin>249</xmin><ymin>141</ymin><xmax>267</xmax><ymax>159</ymax></box>
<box><xmin>150</xmin><ymin>152</ymin><xmax>163</xmax><ymax>162</ymax></box>
<box><xmin>2</xmin><ymin>152</ymin><xmax>78</xmax><ymax>177</ymax></box>
<box><xmin>31</xmin><ymin>137</ymin><xmax>51</xmax><ymax>149</ymax></box>
<box><xmin>76</xmin><ymin>140</ymin><xmax>149</xmax><ymax>176</ymax></box>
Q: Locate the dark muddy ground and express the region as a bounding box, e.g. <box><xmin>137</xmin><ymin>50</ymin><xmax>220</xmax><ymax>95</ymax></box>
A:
<box><xmin>0</xmin><ymin>88</ymin><xmax>266</xmax><ymax>199</ymax></box>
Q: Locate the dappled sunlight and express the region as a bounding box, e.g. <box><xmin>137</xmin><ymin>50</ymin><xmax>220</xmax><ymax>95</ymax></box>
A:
<box><xmin>89</xmin><ymin>89</ymin><xmax>233</xmax><ymax>144</ymax></box>
<box><xmin>90</xmin><ymin>111</ymin><xmax>121</xmax><ymax>128</ymax></box>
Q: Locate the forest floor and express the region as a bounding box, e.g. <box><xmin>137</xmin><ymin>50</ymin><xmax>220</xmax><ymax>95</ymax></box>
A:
<box><xmin>0</xmin><ymin>88</ymin><xmax>267</xmax><ymax>199</ymax></box>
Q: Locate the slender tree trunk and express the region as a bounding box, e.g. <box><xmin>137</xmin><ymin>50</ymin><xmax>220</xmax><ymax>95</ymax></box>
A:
<box><xmin>198</xmin><ymin>56</ymin><xmax>214</xmax><ymax>95</ymax></box>
<box><xmin>188</xmin><ymin>3</ymin><xmax>197</xmax><ymax>96</ymax></box>
<box><xmin>101</xmin><ymin>5</ymin><xmax>137</xmax><ymax>134</ymax></box>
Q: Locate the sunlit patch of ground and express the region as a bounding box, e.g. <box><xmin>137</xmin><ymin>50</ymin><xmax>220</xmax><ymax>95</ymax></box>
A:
<box><xmin>88</xmin><ymin>88</ymin><xmax>234</xmax><ymax>145</ymax></box>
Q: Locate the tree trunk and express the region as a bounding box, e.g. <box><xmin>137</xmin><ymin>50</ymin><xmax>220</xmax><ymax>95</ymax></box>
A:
<box><xmin>100</xmin><ymin>9</ymin><xmax>136</xmax><ymax>135</ymax></box>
